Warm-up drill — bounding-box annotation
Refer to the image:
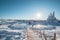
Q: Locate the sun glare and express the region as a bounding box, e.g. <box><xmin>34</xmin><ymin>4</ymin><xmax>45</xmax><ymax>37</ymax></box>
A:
<box><xmin>35</xmin><ymin>12</ymin><xmax>43</xmax><ymax>20</ymax></box>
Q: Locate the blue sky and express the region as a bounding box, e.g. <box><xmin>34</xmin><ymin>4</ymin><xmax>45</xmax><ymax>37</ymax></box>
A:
<box><xmin>0</xmin><ymin>0</ymin><xmax>60</xmax><ymax>20</ymax></box>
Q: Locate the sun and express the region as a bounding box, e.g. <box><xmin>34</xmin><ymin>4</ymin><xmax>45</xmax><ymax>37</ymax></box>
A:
<box><xmin>36</xmin><ymin>13</ymin><xmax>42</xmax><ymax>18</ymax></box>
<box><xmin>35</xmin><ymin>12</ymin><xmax>43</xmax><ymax>20</ymax></box>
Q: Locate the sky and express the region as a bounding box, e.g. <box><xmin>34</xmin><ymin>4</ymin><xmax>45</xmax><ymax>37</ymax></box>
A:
<box><xmin>0</xmin><ymin>0</ymin><xmax>60</xmax><ymax>20</ymax></box>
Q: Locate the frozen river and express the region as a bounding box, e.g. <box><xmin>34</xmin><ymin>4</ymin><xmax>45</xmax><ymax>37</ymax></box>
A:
<box><xmin>0</xmin><ymin>22</ymin><xmax>60</xmax><ymax>40</ymax></box>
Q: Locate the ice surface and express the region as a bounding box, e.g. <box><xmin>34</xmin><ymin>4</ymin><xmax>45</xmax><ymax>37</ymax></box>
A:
<box><xmin>0</xmin><ymin>20</ymin><xmax>60</xmax><ymax>40</ymax></box>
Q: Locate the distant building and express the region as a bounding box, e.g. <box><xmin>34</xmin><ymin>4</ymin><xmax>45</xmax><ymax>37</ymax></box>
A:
<box><xmin>47</xmin><ymin>11</ymin><xmax>58</xmax><ymax>23</ymax></box>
